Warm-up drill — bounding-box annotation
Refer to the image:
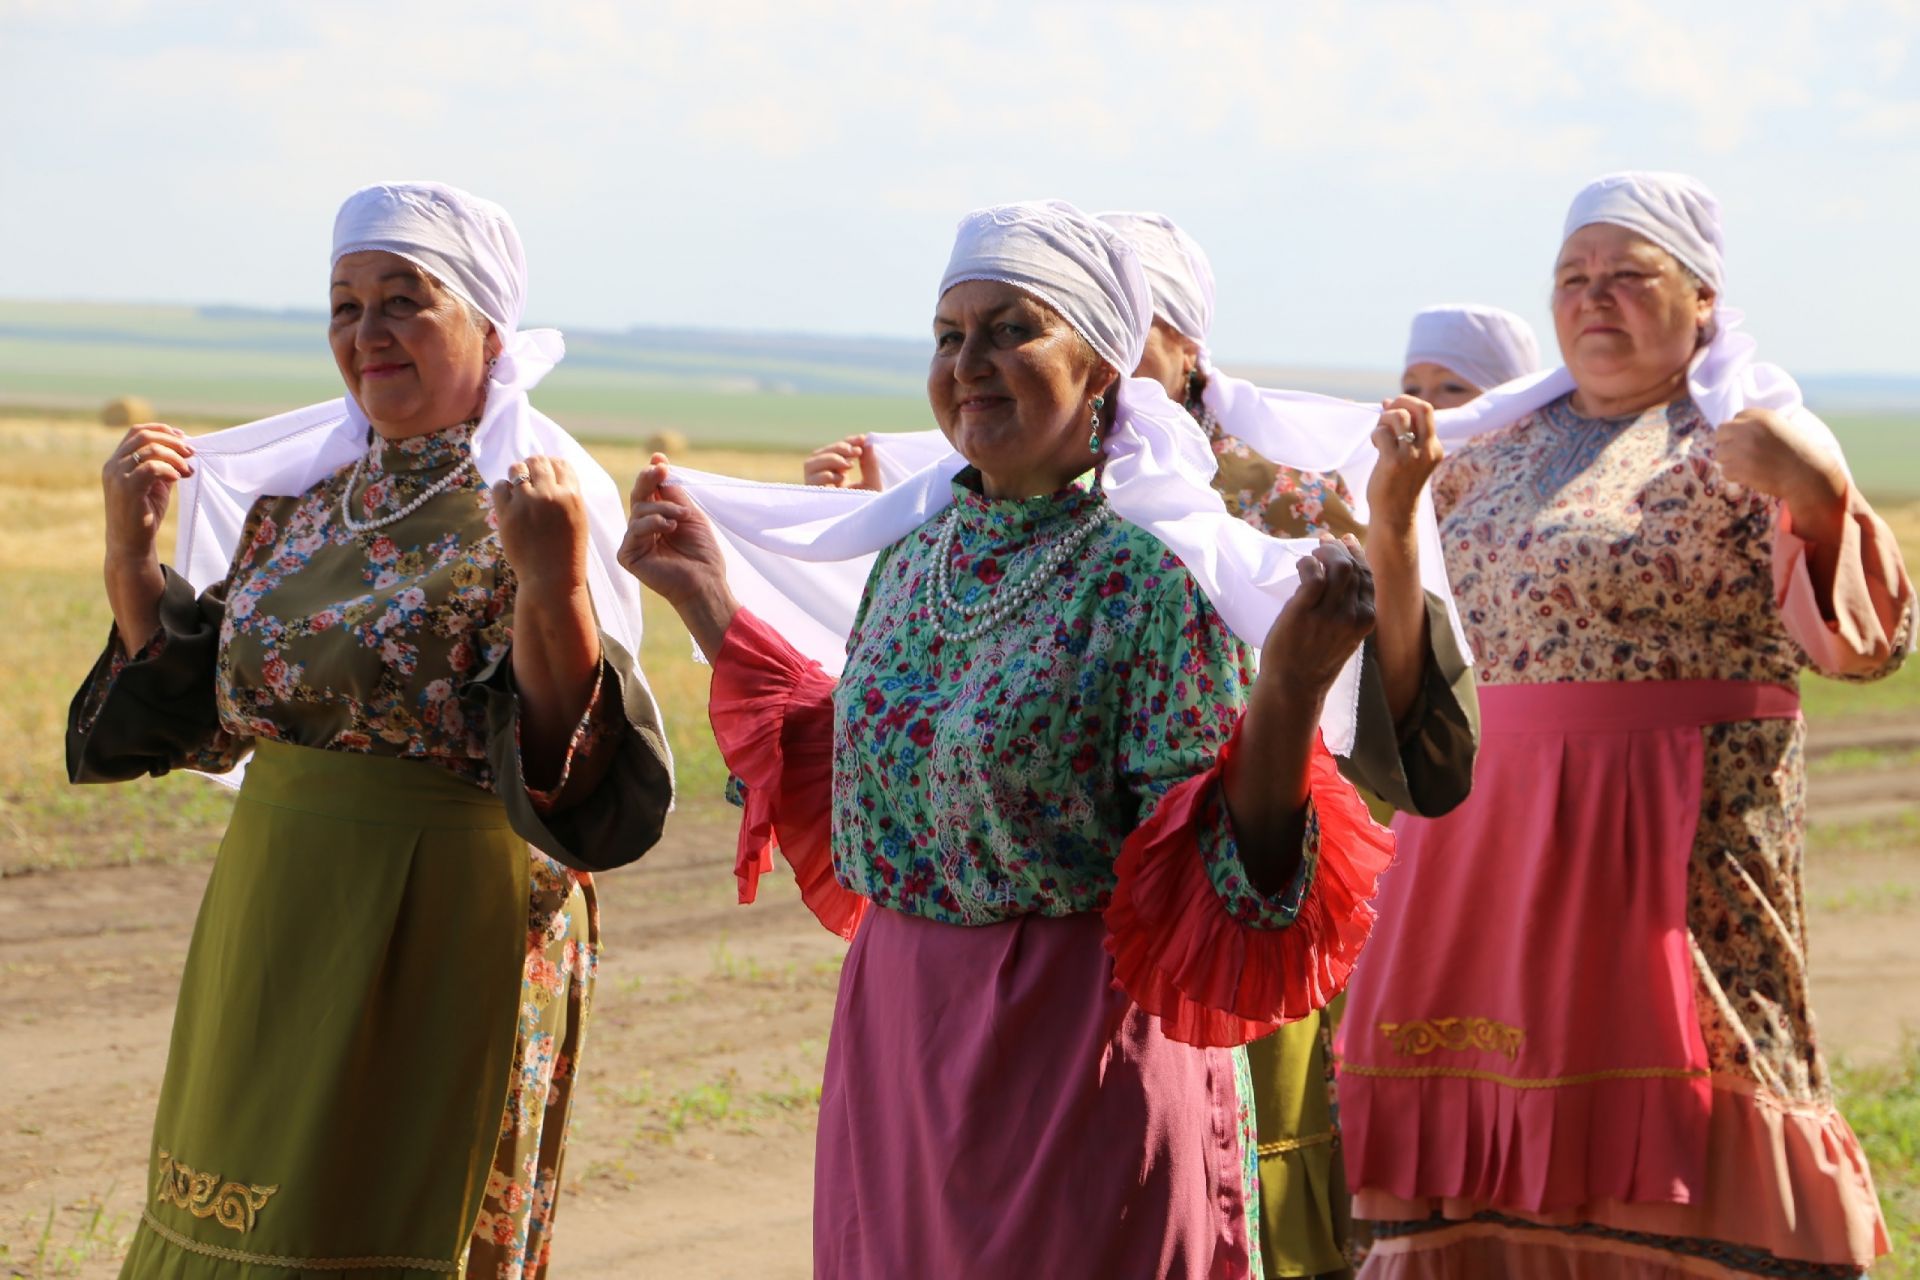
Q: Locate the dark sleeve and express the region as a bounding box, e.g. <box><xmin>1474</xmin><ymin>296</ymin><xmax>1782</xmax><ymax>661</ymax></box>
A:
<box><xmin>474</xmin><ymin>631</ymin><xmax>674</xmax><ymax>873</ymax></box>
<box><xmin>66</xmin><ymin>566</ymin><xmax>246</xmax><ymax>783</ymax></box>
<box><xmin>1337</xmin><ymin>589</ymin><xmax>1479</xmax><ymax>817</ymax></box>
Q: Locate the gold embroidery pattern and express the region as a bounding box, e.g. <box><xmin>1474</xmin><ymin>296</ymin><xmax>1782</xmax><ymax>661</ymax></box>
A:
<box><xmin>139</xmin><ymin>1209</ymin><xmax>460</xmax><ymax>1272</ymax></box>
<box><xmin>1342</xmin><ymin>1063</ymin><xmax>1710</xmax><ymax>1090</ymax></box>
<box><xmin>1378</xmin><ymin>1017</ymin><xmax>1526</xmax><ymax>1061</ymax></box>
<box><xmin>1256</xmin><ymin>1131</ymin><xmax>1336</xmax><ymax>1158</ymax></box>
<box><xmin>153</xmin><ymin>1149</ymin><xmax>279</xmax><ymax>1234</ymax></box>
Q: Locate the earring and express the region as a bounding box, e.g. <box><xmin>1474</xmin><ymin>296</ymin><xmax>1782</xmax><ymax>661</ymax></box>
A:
<box><xmin>1088</xmin><ymin>395</ymin><xmax>1106</xmax><ymax>453</ymax></box>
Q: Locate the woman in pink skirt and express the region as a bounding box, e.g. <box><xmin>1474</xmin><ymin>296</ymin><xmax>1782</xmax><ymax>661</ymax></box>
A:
<box><xmin>622</xmin><ymin>201</ymin><xmax>1402</xmax><ymax>1279</ymax></box>
<box><xmin>1339</xmin><ymin>172</ymin><xmax>1914</xmax><ymax>1278</ymax></box>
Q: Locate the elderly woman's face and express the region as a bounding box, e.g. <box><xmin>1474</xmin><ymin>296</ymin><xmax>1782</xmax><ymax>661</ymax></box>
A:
<box><xmin>1552</xmin><ymin>224</ymin><xmax>1713</xmax><ymax>409</ymax></box>
<box><xmin>929</xmin><ymin>280</ymin><xmax>1116</xmax><ymax>498</ymax></box>
<box><xmin>1136</xmin><ymin>318</ymin><xmax>1199</xmax><ymax>403</ymax></box>
<box><xmin>329</xmin><ymin>250</ymin><xmax>496</xmax><ymax>438</ymax></box>
<box><xmin>1400</xmin><ymin>362</ymin><xmax>1483</xmax><ymax>410</ymax></box>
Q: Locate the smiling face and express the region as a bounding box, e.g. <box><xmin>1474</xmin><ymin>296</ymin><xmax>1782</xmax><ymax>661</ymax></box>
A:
<box><xmin>1551</xmin><ymin>223</ymin><xmax>1714</xmax><ymax>416</ymax></box>
<box><xmin>928</xmin><ymin>279</ymin><xmax>1120</xmax><ymax>499</ymax></box>
<box><xmin>1399</xmin><ymin>361</ymin><xmax>1484</xmax><ymax>410</ymax></box>
<box><xmin>328</xmin><ymin>249</ymin><xmax>499</xmax><ymax>439</ymax></box>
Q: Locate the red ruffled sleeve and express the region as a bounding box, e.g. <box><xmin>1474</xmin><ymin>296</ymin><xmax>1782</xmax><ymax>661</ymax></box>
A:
<box><xmin>709</xmin><ymin>608</ymin><xmax>870</xmax><ymax>940</ymax></box>
<box><xmin>1104</xmin><ymin>721</ymin><xmax>1395</xmax><ymax>1048</ymax></box>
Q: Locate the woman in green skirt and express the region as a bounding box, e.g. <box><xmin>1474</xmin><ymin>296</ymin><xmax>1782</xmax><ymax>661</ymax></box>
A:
<box><xmin>68</xmin><ymin>182</ymin><xmax>674</xmax><ymax>1278</ymax></box>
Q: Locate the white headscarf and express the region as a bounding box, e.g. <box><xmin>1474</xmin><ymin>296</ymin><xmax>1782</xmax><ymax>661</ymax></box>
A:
<box><xmin>1403</xmin><ymin>304</ymin><xmax>1541</xmax><ymax>393</ymax></box>
<box><xmin>1096</xmin><ymin>210</ymin><xmax>1215</xmax><ymax>345</ymax></box>
<box><xmin>676</xmin><ymin>200</ymin><xmax>1372</xmax><ymax>751</ymax></box>
<box><xmin>174</xmin><ymin>182</ymin><xmax>651</xmax><ymax>782</ymax></box>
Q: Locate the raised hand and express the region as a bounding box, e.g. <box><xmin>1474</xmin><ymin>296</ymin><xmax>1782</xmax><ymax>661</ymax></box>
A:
<box><xmin>492</xmin><ymin>456</ymin><xmax>591</xmax><ymax>595</ymax></box>
<box><xmin>1367</xmin><ymin>394</ymin><xmax>1445</xmax><ymax>533</ymax></box>
<box><xmin>1260</xmin><ymin>535</ymin><xmax>1378</xmax><ymax>704</ymax></box>
<box><xmin>102</xmin><ymin>424</ymin><xmax>195</xmax><ymax>565</ymax></box>
<box><xmin>802</xmin><ymin>435</ymin><xmax>882</xmax><ymax>490</ymax></box>
<box><xmin>619</xmin><ymin>454</ymin><xmax>739</xmax><ymax>656</ymax></box>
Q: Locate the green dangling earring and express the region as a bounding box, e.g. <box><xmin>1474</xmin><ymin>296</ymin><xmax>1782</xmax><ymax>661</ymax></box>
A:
<box><xmin>1088</xmin><ymin>395</ymin><xmax>1106</xmax><ymax>453</ymax></box>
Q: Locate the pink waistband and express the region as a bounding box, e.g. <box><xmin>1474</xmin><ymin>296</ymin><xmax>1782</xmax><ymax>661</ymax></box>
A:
<box><xmin>1478</xmin><ymin>679</ymin><xmax>1800</xmax><ymax>735</ymax></box>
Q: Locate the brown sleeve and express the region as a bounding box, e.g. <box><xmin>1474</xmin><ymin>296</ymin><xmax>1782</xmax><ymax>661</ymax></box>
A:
<box><xmin>66</xmin><ymin>566</ymin><xmax>246</xmax><ymax>783</ymax></box>
<box><xmin>476</xmin><ymin>631</ymin><xmax>675</xmax><ymax>873</ymax></box>
<box><xmin>1337</xmin><ymin>590</ymin><xmax>1479</xmax><ymax>817</ymax></box>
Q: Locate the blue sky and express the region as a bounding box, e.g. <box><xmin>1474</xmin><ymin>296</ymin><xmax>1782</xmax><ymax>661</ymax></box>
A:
<box><xmin>3</xmin><ymin>0</ymin><xmax>1918</xmax><ymax>374</ymax></box>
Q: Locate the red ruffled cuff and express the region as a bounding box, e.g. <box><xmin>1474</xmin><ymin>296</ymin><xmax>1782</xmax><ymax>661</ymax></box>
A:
<box><xmin>709</xmin><ymin>608</ymin><xmax>869</xmax><ymax>940</ymax></box>
<box><xmin>1103</xmin><ymin>722</ymin><xmax>1396</xmax><ymax>1047</ymax></box>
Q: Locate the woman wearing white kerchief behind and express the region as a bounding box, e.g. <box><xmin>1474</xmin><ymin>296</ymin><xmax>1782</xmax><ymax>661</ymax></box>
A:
<box><xmin>1340</xmin><ymin>173</ymin><xmax>1912</xmax><ymax>1278</ymax></box>
<box><xmin>68</xmin><ymin>182</ymin><xmax>673</xmax><ymax>1277</ymax></box>
<box><xmin>1398</xmin><ymin>303</ymin><xmax>1541</xmax><ymax>410</ymax></box>
<box><xmin>624</xmin><ymin>201</ymin><xmax>1395</xmax><ymax>1278</ymax></box>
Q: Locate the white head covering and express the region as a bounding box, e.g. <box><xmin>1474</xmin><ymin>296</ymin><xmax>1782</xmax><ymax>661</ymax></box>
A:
<box><xmin>1563</xmin><ymin>171</ymin><xmax>1723</xmax><ymax>292</ymax></box>
<box><xmin>174</xmin><ymin>181</ymin><xmax>653</xmax><ymax>782</ymax></box>
<box><xmin>1096</xmin><ymin>211</ymin><xmax>1215</xmax><ymax>345</ymax></box>
<box><xmin>676</xmin><ymin>200</ymin><xmax>1374</xmax><ymax>751</ymax></box>
<box><xmin>1402</xmin><ymin>304</ymin><xmax>1541</xmax><ymax>393</ymax></box>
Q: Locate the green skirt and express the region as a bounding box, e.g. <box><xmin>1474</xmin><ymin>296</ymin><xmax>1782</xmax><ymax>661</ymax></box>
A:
<box><xmin>1249</xmin><ymin>998</ymin><xmax>1351</xmax><ymax>1279</ymax></box>
<box><xmin>122</xmin><ymin>741</ymin><xmax>530</xmax><ymax>1277</ymax></box>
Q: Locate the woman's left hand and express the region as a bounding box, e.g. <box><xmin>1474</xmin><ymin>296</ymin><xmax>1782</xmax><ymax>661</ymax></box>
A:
<box><xmin>1715</xmin><ymin>408</ymin><xmax>1848</xmax><ymax>542</ymax></box>
<box><xmin>493</xmin><ymin>455</ymin><xmax>591</xmax><ymax>593</ymax></box>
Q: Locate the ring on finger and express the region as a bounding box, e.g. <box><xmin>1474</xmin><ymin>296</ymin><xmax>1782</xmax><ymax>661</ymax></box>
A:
<box><xmin>133</xmin><ymin>447</ymin><xmax>148</xmax><ymax>464</ymax></box>
<box><xmin>1396</xmin><ymin>431</ymin><xmax>1416</xmax><ymax>446</ymax></box>
<box><xmin>511</xmin><ymin>471</ymin><xmax>533</xmax><ymax>487</ymax></box>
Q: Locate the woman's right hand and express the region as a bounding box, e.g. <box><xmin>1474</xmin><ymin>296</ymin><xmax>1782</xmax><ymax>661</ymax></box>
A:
<box><xmin>802</xmin><ymin>435</ymin><xmax>882</xmax><ymax>490</ymax></box>
<box><xmin>102</xmin><ymin>424</ymin><xmax>194</xmax><ymax>566</ymax></box>
<box><xmin>619</xmin><ymin>454</ymin><xmax>739</xmax><ymax>655</ymax></box>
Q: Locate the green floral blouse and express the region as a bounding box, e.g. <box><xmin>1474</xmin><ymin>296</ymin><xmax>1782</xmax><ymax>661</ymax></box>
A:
<box><xmin>828</xmin><ymin>469</ymin><xmax>1316</xmax><ymax>928</ymax></box>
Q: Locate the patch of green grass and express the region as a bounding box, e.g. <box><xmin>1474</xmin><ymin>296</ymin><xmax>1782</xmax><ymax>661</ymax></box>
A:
<box><xmin>1802</xmin><ymin>660</ymin><xmax>1920</xmax><ymax>726</ymax></box>
<box><xmin>0</xmin><ymin>1187</ymin><xmax>134</xmax><ymax>1278</ymax></box>
<box><xmin>1807</xmin><ymin>810</ymin><xmax>1920</xmax><ymax>855</ymax></box>
<box><xmin>1835</xmin><ymin>1041</ymin><xmax>1920</xmax><ymax>1277</ymax></box>
<box><xmin>1815</xmin><ymin>880</ymin><xmax>1920</xmax><ymax>914</ymax></box>
<box><xmin>1811</xmin><ymin>745</ymin><xmax>1920</xmax><ymax>775</ymax></box>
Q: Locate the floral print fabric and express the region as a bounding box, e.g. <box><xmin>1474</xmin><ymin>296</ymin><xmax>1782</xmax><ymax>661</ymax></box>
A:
<box><xmin>829</xmin><ymin>468</ymin><xmax>1315</xmax><ymax>929</ymax></box>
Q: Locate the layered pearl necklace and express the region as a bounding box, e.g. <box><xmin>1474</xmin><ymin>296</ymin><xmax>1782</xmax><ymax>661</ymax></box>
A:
<box><xmin>928</xmin><ymin>496</ymin><xmax>1114</xmax><ymax>643</ymax></box>
<box><xmin>339</xmin><ymin>420</ymin><xmax>479</xmax><ymax>535</ymax></box>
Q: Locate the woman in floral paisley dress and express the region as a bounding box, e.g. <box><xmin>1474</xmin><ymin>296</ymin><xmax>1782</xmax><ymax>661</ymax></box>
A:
<box><xmin>626</xmin><ymin>201</ymin><xmax>1394</xmax><ymax>1279</ymax></box>
<box><xmin>1340</xmin><ymin>173</ymin><xmax>1914</xmax><ymax>1279</ymax></box>
<box><xmin>68</xmin><ymin>183</ymin><xmax>673</xmax><ymax>1279</ymax></box>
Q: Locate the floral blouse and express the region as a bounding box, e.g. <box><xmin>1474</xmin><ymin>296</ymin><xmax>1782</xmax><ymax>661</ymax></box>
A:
<box><xmin>1201</xmin><ymin>398</ymin><xmax>1365</xmax><ymax>541</ymax></box>
<box><xmin>68</xmin><ymin>420</ymin><xmax>674</xmax><ymax>871</ymax></box>
<box><xmin>829</xmin><ymin>470</ymin><xmax>1313</xmax><ymax>928</ymax></box>
<box><xmin>1433</xmin><ymin>392</ymin><xmax>1914</xmax><ymax>1100</ymax></box>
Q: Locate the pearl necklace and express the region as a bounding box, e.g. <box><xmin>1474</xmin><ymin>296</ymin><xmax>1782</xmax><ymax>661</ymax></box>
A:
<box><xmin>929</xmin><ymin>497</ymin><xmax>1114</xmax><ymax>643</ymax></box>
<box><xmin>338</xmin><ymin>423</ymin><xmax>477</xmax><ymax>535</ymax></box>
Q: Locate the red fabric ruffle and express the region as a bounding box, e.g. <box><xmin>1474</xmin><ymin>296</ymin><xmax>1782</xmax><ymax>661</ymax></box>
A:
<box><xmin>1104</xmin><ymin>722</ymin><xmax>1395</xmax><ymax>1047</ymax></box>
<box><xmin>708</xmin><ymin>609</ymin><xmax>869</xmax><ymax>940</ymax></box>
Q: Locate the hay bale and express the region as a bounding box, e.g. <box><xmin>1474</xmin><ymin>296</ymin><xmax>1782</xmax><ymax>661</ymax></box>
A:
<box><xmin>643</xmin><ymin>430</ymin><xmax>689</xmax><ymax>456</ymax></box>
<box><xmin>101</xmin><ymin>396</ymin><xmax>156</xmax><ymax>428</ymax></box>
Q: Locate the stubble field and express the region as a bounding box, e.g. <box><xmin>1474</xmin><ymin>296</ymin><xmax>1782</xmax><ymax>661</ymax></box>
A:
<box><xmin>1</xmin><ymin>412</ymin><xmax>1917</xmax><ymax>1277</ymax></box>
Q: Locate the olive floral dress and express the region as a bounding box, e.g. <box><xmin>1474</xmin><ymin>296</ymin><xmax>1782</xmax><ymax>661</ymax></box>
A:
<box><xmin>69</xmin><ymin>421</ymin><xmax>674</xmax><ymax>1279</ymax></box>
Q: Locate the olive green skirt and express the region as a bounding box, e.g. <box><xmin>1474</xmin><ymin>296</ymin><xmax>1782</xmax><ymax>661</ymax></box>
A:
<box><xmin>121</xmin><ymin>741</ymin><xmax>529</xmax><ymax>1277</ymax></box>
<box><xmin>1250</xmin><ymin>998</ymin><xmax>1351</xmax><ymax>1279</ymax></box>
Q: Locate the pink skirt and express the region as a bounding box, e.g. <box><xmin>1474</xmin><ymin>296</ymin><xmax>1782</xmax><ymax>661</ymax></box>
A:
<box><xmin>1338</xmin><ymin>680</ymin><xmax>1800</xmax><ymax>1213</ymax></box>
<box><xmin>813</xmin><ymin>907</ymin><xmax>1254</xmax><ymax>1280</ymax></box>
